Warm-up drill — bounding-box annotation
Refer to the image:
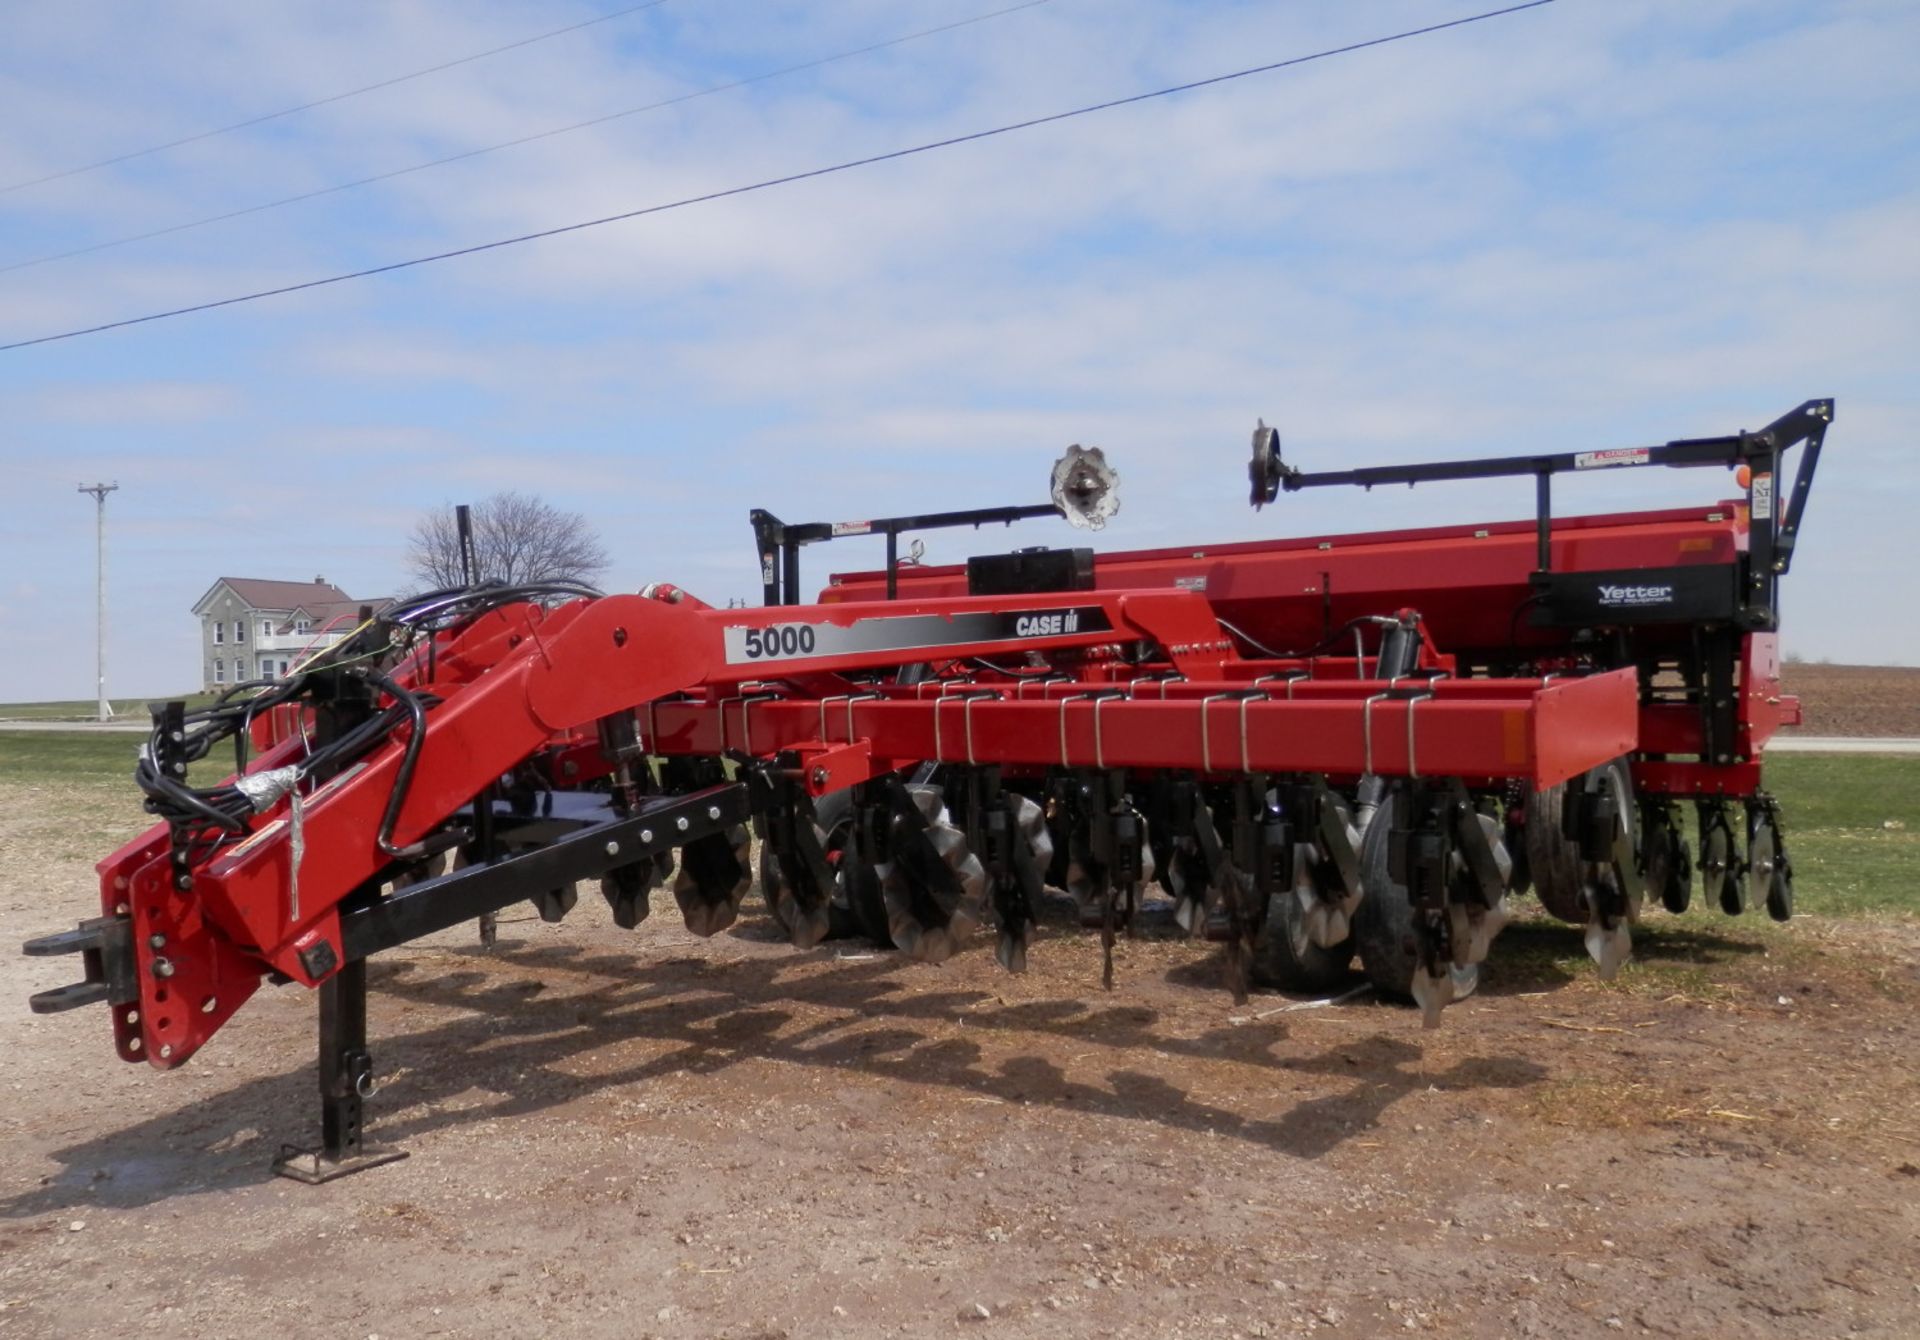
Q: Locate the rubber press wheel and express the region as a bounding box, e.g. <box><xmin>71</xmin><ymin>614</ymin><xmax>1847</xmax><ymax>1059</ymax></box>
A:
<box><xmin>1523</xmin><ymin>782</ymin><xmax>1585</xmax><ymax>923</ymax></box>
<box><xmin>1524</xmin><ymin>759</ymin><xmax>1634</xmax><ymax>924</ymax></box>
<box><xmin>1352</xmin><ymin>801</ymin><xmax>1423</xmax><ymax>1001</ymax></box>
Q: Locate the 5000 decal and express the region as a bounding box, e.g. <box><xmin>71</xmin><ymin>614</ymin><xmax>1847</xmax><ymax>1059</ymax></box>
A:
<box><xmin>739</xmin><ymin>625</ymin><xmax>817</xmax><ymax>658</ymax></box>
<box><xmin>722</xmin><ymin>606</ymin><xmax>1114</xmax><ymax>665</ymax></box>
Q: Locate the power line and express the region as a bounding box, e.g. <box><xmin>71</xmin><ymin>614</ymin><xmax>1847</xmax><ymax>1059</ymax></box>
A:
<box><xmin>0</xmin><ymin>1</ymin><xmax>674</xmax><ymax>196</ymax></box>
<box><xmin>0</xmin><ymin>0</ymin><xmax>1060</xmax><ymax>275</ymax></box>
<box><xmin>0</xmin><ymin>1</ymin><xmax>1558</xmax><ymax>356</ymax></box>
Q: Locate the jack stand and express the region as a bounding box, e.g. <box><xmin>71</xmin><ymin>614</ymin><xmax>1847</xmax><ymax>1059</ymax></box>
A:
<box><xmin>273</xmin><ymin>959</ymin><xmax>408</xmax><ymax>1184</ymax></box>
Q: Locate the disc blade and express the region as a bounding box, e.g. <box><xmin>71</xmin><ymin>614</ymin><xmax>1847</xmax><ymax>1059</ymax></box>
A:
<box><xmin>674</xmin><ymin>825</ymin><xmax>752</xmax><ymax>937</ymax></box>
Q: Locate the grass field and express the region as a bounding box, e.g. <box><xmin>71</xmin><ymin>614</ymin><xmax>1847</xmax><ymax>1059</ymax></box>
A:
<box><xmin>1757</xmin><ymin>753</ymin><xmax>1918</xmax><ymax>918</ymax></box>
<box><xmin>0</xmin><ymin>693</ymin><xmax>212</xmax><ymax>721</ymax></box>
<box><xmin>0</xmin><ymin>728</ymin><xmax>230</xmax><ymax>788</ymax></box>
<box><xmin>1</xmin><ymin>732</ymin><xmax>1910</xmax><ymax>919</ymax></box>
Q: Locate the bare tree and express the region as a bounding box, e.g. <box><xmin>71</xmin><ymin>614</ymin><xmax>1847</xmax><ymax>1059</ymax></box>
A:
<box><xmin>407</xmin><ymin>491</ymin><xmax>610</xmax><ymax>589</ymax></box>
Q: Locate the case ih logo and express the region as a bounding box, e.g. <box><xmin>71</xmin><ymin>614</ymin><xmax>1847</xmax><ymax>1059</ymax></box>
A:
<box><xmin>1014</xmin><ymin>609</ymin><xmax>1083</xmax><ymax>637</ymax></box>
<box><xmin>1597</xmin><ymin>582</ymin><xmax>1674</xmax><ymax>608</ymax></box>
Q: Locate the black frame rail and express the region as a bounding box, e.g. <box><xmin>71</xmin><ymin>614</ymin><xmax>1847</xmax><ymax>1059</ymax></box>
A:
<box><xmin>749</xmin><ymin>502</ymin><xmax>1064</xmax><ymax>606</ymax></box>
<box><xmin>1255</xmin><ymin>399</ymin><xmax>1832</xmax><ymax>628</ymax></box>
<box><xmin>337</xmin><ymin>783</ymin><xmax>750</xmax><ymax>962</ymax></box>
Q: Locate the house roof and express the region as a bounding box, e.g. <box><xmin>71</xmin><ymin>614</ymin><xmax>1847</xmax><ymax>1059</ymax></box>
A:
<box><xmin>192</xmin><ymin>577</ymin><xmax>354</xmax><ymax>615</ymax></box>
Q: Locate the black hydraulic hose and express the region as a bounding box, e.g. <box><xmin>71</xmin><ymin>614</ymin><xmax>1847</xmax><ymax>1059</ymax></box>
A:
<box><xmin>365</xmin><ymin>669</ymin><xmax>429</xmax><ymax>858</ymax></box>
<box><xmin>134</xmin><ymin>736</ymin><xmax>248</xmax><ymax>831</ymax></box>
<box><xmin>225</xmin><ymin>675</ymin><xmax>306</xmax><ymax>774</ymax></box>
<box><xmin>385</xmin><ymin>579</ymin><xmax>600</xmax><ymax>631</ymax></box>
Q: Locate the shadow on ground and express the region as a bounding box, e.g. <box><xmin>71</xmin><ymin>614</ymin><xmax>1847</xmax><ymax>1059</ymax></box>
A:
<box><xmin>4</xmin><ymin>940</ymin><xmax>1546</xmax><ymax>1218</ymax></box>
<box><xmin>1482</xmin><ymin>915</ymin><xmax>1771</xmax><ymax>996</ymax></box>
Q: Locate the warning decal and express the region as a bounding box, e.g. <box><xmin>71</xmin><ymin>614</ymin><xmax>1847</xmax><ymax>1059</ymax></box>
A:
<box><xmin>1573</xmin><ymin>448</ymin><xmax>1651</xmax><ymax>470</ymax></box>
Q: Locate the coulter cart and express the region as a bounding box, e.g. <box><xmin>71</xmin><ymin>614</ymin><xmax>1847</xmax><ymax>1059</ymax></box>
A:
<box><xmin>25</xmin><ymin>399</ymin><xmax>1829</xmax><ymax>1180</ymax></box>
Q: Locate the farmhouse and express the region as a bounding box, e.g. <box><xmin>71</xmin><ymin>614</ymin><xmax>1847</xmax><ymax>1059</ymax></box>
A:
<box><xmin>190</xmin><ymin>576</ymin><xmax>388</xmax><ymax>690</ymax></box>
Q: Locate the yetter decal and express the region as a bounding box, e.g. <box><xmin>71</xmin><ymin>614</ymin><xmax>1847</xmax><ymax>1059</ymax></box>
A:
<box><xmin>1596</xmin><ymin>583</ymin><xmax>1674</xmax><ymax>608</ymax></box>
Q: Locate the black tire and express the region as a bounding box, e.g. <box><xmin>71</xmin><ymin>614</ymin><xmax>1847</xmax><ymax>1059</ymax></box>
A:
<box><xmin>1352</xmin><ymin>804</ymin><xmax>1419</xmax><ymax>999</ymax></box>
<box><xmin>1250</xmin><ymin>879</ymin><xmax>1355</xmax><ymax>994</ymax></box>
<box><xmin>1523</xmin><ymin>782</ymin><xmax>1587</xmax><ymax>923</ymax></box>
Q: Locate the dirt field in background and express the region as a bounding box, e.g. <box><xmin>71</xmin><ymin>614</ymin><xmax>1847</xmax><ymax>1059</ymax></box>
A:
<box><xmin>1779</xmin><ymin>664</ymin><xmax>1920</xmax><ymax>736</ymax></box>
<box><xmin>4</xmin><ymin>780</ymin><xmax>1919</xmax><ymax>1340</ymax></box>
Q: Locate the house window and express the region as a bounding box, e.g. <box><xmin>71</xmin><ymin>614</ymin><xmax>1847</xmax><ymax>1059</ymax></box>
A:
<box><xmin>261</xmin><ymin>656</ymin><xmax>276</xmax><ymax>678</ymax></box>
<box><xmin>213</xmin><ymin>620</ymin><xmax>224</xmax><ymax>645</ymax></box>
<box><xmin>278</xmin><ymin>660</ymin><xmax>290</xmax><ymax>676</ymax></box>
<box><xmin>260</xmin><ymin>619</ymin><xmax>272</xmax><ymax>639</ymax></box>
<box><xmin>213</xmin><ymin>659</ymin><xmax>225</xmax><ymax>684</ymax></box>
<box><xmin>235</xmin><ymin>619</ymin><xmax>246</xmax><ymax>642</ymax></box>
<box><xmin>294</xmin><ymin>619</ymin><xmax>312</xmax><ymax>635</ymax></box>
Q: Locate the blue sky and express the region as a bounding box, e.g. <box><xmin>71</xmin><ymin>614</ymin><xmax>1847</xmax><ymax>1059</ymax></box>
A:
<box><xmin>1</xmin><ymin>0</ymin><xmax>1914</xmax><ymax>702</ymax></box>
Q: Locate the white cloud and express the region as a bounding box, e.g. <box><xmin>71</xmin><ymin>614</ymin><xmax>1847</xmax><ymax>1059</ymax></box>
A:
<box><xmin>0</xmin><ymin>0</ymin><xmax>1914</xmax><ymax>701</ymax></box>
<box><xmin>29</xmin><ymin>380</ymin><xmax>240</xmax><ymax>425</ymax></box>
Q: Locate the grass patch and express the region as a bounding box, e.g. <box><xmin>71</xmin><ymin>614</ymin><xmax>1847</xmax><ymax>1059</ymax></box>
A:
<box><xmin>0</xmin><ymin>732</ymin><xmax>148</xmax><ymax>785</ymax></box>
<box><xmin>0</xmin><ymin>730</ymin><xmax>228</xmax><ymax>788</ymax></box>
<box><xmin>0</xmin><ymin>735</ymin><xmax>1910</xmax><ymax>917</ymax></box>
<box><xmin>1489</xmin><ymin>914</ymin><xmax>1792</xmax><ymax>1004</ymax></box>
<box><xmin>1737</xmin><ymin>754</ymin><xmax>1917</xmax><ymax>919</ymax></box>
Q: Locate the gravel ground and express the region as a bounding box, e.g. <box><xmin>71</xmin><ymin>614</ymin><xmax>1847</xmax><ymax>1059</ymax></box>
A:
<box><xmin>3</xmin><ymin>779</ymin><xmax>1918</xmax><ymax>1340</ymax></box>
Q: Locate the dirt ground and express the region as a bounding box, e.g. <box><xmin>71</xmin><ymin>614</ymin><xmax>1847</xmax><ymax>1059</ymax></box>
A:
<box><xmin>4</xmin><ymin>779</ymin><xmax>1919</xmax><ymax>1340</ymax></box>
<box><xmin>1779</xmin><ymin>664</ymin><xmax>1920</xmax><ymax>737</ymax></box>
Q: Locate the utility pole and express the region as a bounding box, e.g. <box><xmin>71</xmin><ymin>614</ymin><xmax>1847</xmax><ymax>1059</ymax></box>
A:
<box><xmin>78</xmin><ymin>482</ymin><xmax>118</xmax><ymax>721</ymax></box>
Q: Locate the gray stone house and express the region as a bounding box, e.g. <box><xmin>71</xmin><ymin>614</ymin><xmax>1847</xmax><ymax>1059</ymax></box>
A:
<box><xmin>190</xmin><ymin>577</ymin><xmax>387</xmax><ymax>690</ymax></box>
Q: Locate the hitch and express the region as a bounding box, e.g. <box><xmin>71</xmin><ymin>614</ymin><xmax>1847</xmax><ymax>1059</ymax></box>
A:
<box><xmin>24</xmin><ymin>916</ymin><xmax>136</xmax><ymax>1015</ymax></box>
